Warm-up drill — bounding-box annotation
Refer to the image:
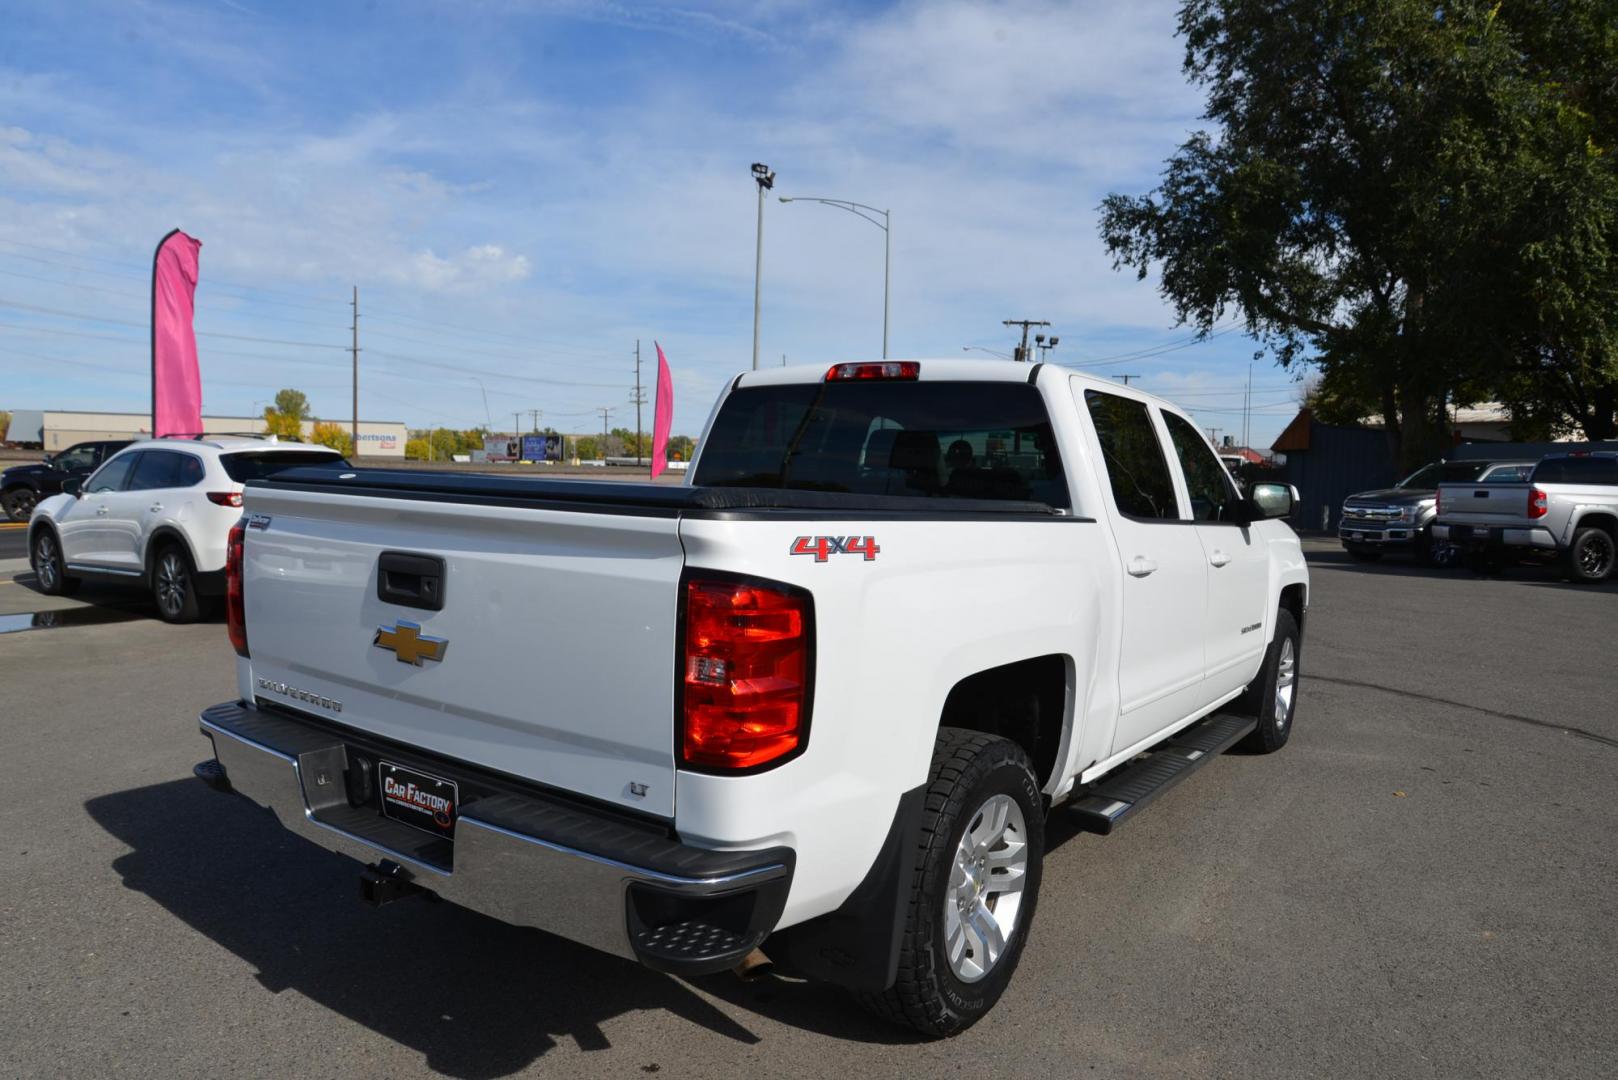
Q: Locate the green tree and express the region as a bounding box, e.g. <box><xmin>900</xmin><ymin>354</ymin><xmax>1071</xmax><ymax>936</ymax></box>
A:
<box><xmin>1099</xmin><ymin>0</ymin><xmax>1618</xmax><ymax>464</ymax></box>
<box><xmin>667</xmin><ymin>434</ymin><xmax>695</xmax><ymax>462</ymax></box>
<box><xmin>0</xmin><ymin>410</ymin><xmax>11</xmax><ymax>442</ymax></box>
<box><xmin>263</xmin><ymin>387</ymin><xmax>312</xmax><ymax>441</ymax></box>
<box><xmin>574</xmin><ymin>435</ymin><xmax>599</xmax><ymax>461</ymax></box>
<box><xmin>405</xmin><ymin>437</ymin><xmax>432</xmax><ymax>461</ymax></box>
<box><xmin>310</xmin><ymin>421</ymin><xmax>354</xmax><ymax>458</ymax></box>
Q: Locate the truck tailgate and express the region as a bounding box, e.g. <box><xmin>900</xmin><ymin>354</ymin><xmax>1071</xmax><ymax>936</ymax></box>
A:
<box><xmin>1437</xmin><ymin>482</ymin><xmax>1529</xmax><ymax>526</ymax></box>
<box><xmin>239</xmin><ymin>485</ymin><xmax>683</xmax><ymax>817</ymax></box>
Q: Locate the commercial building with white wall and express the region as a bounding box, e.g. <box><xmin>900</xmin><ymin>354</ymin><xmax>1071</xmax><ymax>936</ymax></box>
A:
<box><xmin>4</xmin><ymin>410</ymin><xmax>408</xmax><ymax>458</ymax></box>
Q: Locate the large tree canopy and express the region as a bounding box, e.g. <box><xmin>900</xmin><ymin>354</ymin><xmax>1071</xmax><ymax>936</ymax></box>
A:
<box><xmin>1100</xmin><ymin>0</ymin><xmax>1618</xmax><ymax>465</ymax></box>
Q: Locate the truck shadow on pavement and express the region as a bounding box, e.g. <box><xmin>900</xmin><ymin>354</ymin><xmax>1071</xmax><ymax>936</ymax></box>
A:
<box><xmin>85</xmin><ymin>779</ymin><xmax>917</xmax><ymax>1076</ymax></box>
<box><xmin>1304</xmin><ymin>547</ymin><xmax>1617</xmax><ymax>591</ymax></box>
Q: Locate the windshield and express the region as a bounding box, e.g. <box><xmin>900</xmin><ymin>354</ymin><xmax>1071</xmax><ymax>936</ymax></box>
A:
<box><xmin>220</xmin><ymin>450</ymin><xmax>347</xmax><ymax>482</ymax></box>
<box><xmin>693</xmin><ymin>381</ymin><xmax>1069</xmax><ymax>507</ymax></box>
<box><xmin>1397</xmin><ymin>461</ymin><xmax>1491</xmax><ymax>489</ymax></box>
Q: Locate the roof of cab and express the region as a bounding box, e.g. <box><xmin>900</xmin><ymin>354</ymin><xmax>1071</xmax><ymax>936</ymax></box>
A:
<box><xmin>732</xmin><ymin>357</ymin><xmax>1190</xmax><ymax>411</ymax></box>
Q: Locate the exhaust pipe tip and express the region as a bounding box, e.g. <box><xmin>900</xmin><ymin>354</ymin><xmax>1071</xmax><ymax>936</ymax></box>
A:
<box><xmin>732</xmin><ymin>947</ymin><xmax>774</xmax><ymax>982</ymax></box>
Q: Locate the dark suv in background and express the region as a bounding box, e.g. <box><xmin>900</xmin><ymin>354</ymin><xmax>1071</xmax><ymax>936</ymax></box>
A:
<box><xmin>1339</xmin><ymin>458</ymin><xmax>1535</xmax><ymax>563</ymax></box>
<box><xmin>1</xmin><ymin>440</ymin><xmax>134</xmax><ymax>521</ymax></box>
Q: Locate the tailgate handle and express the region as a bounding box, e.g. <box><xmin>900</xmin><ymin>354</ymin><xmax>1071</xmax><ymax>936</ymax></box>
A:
<box><xmin>377</xmin><ymin>551</ymin><xmax>445</xmax><ymax>611</ymax></box>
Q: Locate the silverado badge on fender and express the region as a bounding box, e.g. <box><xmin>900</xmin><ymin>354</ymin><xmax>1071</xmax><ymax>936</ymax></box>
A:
<box><xmin>374</xmin><ymin>620</ymin><xmax>449</xmax><ymax>665</ymax></box>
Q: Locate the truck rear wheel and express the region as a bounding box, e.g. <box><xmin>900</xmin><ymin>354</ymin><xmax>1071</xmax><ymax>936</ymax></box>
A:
<box><xmin>856</xmin><ymin>729</ymin><xmax>1044</xmax><ymax>1037</ymax></box>
<box><xmin>1564</xmin><ymin>527</ymin><xmax>1615</xmax><ymax>584</ymax></box>
<box><xmin>1236</xmin><ymin>608</ymin><xmax>1300</xmax><ymax>753</ymax></box>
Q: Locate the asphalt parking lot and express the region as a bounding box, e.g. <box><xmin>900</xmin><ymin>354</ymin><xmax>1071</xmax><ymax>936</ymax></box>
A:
<box><xmin>2</xmin><ymin>539</ymin><xmax>1614</xmax><ymax>1079</ymax></box>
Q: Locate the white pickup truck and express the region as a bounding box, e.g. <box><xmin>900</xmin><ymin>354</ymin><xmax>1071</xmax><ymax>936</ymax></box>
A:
<box><xmin>194</xmin><ymin>359</ymin><xmax>1309</xmax><ymax>1035</ymax></box>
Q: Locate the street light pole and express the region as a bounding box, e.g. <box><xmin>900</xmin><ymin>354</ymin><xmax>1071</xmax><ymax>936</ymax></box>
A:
<box><xmin>751</xmin><ymin>163</ymin><xmax>774</xmax><ymax>371</ymax></box>
<box><xmin>779</xmin><ymin>195</ymin><xmax>891</xmax><ymax>358</ymax></box>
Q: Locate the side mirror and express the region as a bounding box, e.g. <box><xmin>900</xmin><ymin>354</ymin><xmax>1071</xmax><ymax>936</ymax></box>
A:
<box><xmin>61</xmin><ymin>477</ymin><xmax>83</xmax><ymax>497</ymax></box>
<box><xmin>1246</xmin><ymin>481</ymin><xmax>1296</xmax><ymax>520</ymax></box>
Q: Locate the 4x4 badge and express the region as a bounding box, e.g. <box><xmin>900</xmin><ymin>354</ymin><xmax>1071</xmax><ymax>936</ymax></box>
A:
<box><xmin>374</xmin><ymin>620</ymin><xmax>449</xmax><ymax>665</ymax></box>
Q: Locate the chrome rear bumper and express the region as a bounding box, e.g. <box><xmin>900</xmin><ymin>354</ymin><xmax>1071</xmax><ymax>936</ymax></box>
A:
<box><xmin>197</xmin><ymin>700</ymin><xmax>792</xmax><ymax>974</ymax></box>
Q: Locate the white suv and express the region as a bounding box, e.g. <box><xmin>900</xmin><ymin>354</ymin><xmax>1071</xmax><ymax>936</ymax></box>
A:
<box><xmin>28</xmin><ymin>436</ymin><xmax>346</xmax><ymax>622</ymax></box>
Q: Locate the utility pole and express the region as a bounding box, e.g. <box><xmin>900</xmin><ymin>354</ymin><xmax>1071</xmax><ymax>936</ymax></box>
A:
<box><xmin>350</xmin><ymin>286</ymin><xmax>359</xmax><ymax>457</ymax></box>
<box><xmin>1242</xmin><ymin>361</ymin><xmax>1253</xmax><ymax>451</ymax></box>
<box><xmin>598</xmin><ymin>407</ymin><xmax>613</xmax><ymax>460</ymax></box>
<box><xmin>630</xmin><ymin>340</ymin><xmax>646</xmax><ymax>466</ymax></box>
<box><xmin>1111</xmin><ymin>374</ymin><xmax>1141</xmax><ymax>385</ymax></box>
<box><xmin>1206</xmin><ymin>427</ymin><xmax>1223</xmax><ymax>445</ymax></box>
<box><xmin>751</xmin><ymin>163</ymin><xmax>775</xmax><ymax>371</ymax></box>
<box><xmin>1002</xmin><ymin>319</ymin><xmax>1049</xmax><ymax>362</ymax></box>
<box><xmin>528</xmin><ymin>409</ymin><xmax>541</xmax><ymax>433</ymax></box>
<box><xmin>513</xmin><ymin>412</ymin><xmax>521</xmax><ymax>439</ymax></box>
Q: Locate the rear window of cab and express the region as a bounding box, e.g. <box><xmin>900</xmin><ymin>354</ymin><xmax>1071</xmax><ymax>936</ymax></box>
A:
<box><xmin>693</xmin><ymin>381</ymin><xmax>1069</xmax><ymax>508</ymax></box>
<box><xmin>220</xmin><ymin>450</ymin><xmax>347</xmax><ymax>483</ymax></box>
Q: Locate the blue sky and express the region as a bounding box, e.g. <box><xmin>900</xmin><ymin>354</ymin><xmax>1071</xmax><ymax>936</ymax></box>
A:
<box><xmin>0</xmin><ymin>0</ymin><xmax>1307</xmax><ymax>443</ymax></box>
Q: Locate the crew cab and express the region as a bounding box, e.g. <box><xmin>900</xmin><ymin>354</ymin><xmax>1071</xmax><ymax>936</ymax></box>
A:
<box><xmin>192</xmin><ymin>360</ymin><xmax>1309</xmax><ymax>1035</ymax></box>
<box><xmin>1432</xmin><ymin>450</ymin><xmax>1618</xmax><ymax>583</ymax></box>
<box><xmin>1338</xmin><ymin>459</ymin><xmax>1534</xmax><ymax>563</ymax></box>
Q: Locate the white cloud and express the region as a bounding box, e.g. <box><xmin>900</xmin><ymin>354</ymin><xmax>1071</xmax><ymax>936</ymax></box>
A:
<box><xmin>395</xmin><ymin>244</ymin><xmax>533</xmax><ymax>292</ymax></box>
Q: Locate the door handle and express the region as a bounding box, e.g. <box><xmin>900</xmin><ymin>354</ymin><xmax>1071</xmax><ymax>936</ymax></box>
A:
<box><xmin>149</xmin><ymin>503</ymin><xmax>163</xmax><ymax>513</ymax></box>
<box><xmin>95</xmin><ymin>506</ymin><xmax>109</xmax><ymax>516</ymax></box>
<box><xmin>1126</xmin><ymin>556</ymin><xmax>1157</xmax><ymax>578</ymax></box>
<box><xmin>1209</xmin><ymin>550</ymin><xmax>1231</xmax><ymax>568</ymax></box>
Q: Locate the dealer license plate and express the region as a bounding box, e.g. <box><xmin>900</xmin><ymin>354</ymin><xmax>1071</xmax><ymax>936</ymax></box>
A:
<box><xmin>378</xmin><ymin>761</ymin><xmax>459</xmax><ymax>840</ymax></box>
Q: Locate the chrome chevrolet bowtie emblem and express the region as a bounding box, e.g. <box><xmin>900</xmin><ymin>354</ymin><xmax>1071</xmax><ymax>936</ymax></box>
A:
<box><xmin>374</xmin><ymin>620</ymin><xmax>448</xmax><ymax>666</ymax></box>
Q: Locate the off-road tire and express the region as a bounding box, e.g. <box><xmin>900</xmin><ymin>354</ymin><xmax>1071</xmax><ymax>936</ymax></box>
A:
<box><xmin>856</xmin><ymin>729</ymin><xmax>1044</xmax><ymax>1037</ymax></box>
<box><xmin>1236</xmin><ymin>608</ymin><xmax>1300</xmax><ymax>753</ymax></box>
<box><xmin>1563</xmin><ymin>526</ymin><xmax>1616</xmax><ymax>584</ymax></box>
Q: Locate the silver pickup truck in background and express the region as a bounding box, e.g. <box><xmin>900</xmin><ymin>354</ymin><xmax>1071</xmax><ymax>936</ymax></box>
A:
<box><xmin>1432</xmin><ymin>451</ymin><xmax>1618</xmax><ymax>583</ymax></box>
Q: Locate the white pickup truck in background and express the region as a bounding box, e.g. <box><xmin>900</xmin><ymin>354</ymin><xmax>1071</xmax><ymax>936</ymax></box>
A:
<box><xmin>193</xmin><ymin>359</ymin><xmax>1309</xmax><ymax>1035</ymax></box>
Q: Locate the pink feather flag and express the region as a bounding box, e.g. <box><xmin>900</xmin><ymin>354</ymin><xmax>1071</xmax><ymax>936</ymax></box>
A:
<box><xmin>650</xmin><ymin>341</ymin><xmax>675</xmax><ymax>478</ymax></box>
<box><xmin>151</xmin><ymin>229</ymin><xmax>203</xmax><ymax>438</ymax></box>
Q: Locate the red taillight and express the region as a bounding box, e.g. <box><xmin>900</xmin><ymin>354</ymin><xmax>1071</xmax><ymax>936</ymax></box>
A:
<box><xmin>825</xmin><ymin>361</ymin><xmax>920</xmax><ymax>382</ymax></box>
<box><xmin>1434</xmin><ymin>487</ymin><xmax>1442</xmax><ymax>517</ymax></box>
<box><xmin>207</xmin><ymin>491</ymin><xmax>243</xmax><ymax>507</ymax></box>
<box><xmin>225</xmin><ymin>520</ymin><xmax>248</xmax><ymax>657</ymax></box>
<box><xmin>680</xmin><ymin>575</ymin><xmax>811</xmax><ymax>771</ymax></box>
<box><xmin>1527</xmin><ymin>487</ymin><xmax>1548</xmax><ymax>519</ymax></box>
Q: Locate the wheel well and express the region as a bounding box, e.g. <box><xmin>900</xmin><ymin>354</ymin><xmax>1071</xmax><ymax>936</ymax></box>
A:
<box><xmin>939</xmin><ymin>655</ymin><xmax>1068</xmax><ymax>789</ymax></box>
<box><xmin>1279</xmin><ymin>583</ymin><xmax>1306</xmax><ymax>631</ymax></box>
<box><xmin>144</xmin><ymin>529</ymin><xmax>195</xmax><ymax>578</ymax></box>
<box><xmin>1576</xmin><ymin>513</ymin><xmax>1617</xmax><ymax>540</ymax></box>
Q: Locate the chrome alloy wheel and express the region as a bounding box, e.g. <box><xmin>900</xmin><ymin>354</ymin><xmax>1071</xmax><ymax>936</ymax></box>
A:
<box><xmin>1579</xmin><ymin>533</ymin><xmax>1614</xmax><ymax>578</ymax></box>
<box><xmin>1274</xmin><ymin>637</ymin><xmax>1297</xmax><ymax>728</ymax></box>
<box><xmin>156</xmin><ymin>551</ymin><xmax>187</xmax><ymax>617</ymax></box>
<box><xmin>34</xmin><ymin>533</ymin><xmax>59</xmax><ymax>590</ymax></box>
<box><xmin>944</xmin><ymin>793</ymin><xmax>1029</xmax><ymax>983</ymax></box>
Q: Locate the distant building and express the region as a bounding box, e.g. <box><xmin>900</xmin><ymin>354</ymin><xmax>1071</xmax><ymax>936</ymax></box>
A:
<box><xmin>3</xmin><ymin>409</ymin><xmax>407</xmax><ymax>458</ymax></box>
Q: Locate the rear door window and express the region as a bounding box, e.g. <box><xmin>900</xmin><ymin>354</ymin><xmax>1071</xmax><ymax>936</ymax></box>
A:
<box><xmin>693</xmin><ymin>381</ymin><xmax>1069</xmax><ymax>507</ymax></box>
<box><xmin>129</xmin><ymin>450</ymin><xmax>203</xmax><ymax>490</ymax></box>
<box><xmin>1531</xmin><ymin>456</ymin><xmax>1618</xmax><ymax>485</ymax></box>
<box><xmin>220</xmin><ymin>450</ymin><xmax>346</xmax><ymax>482</ymax></box>
<box><xmin>1082</xmin><ymin>390</ymin><xmax>1179</xmax><ymax>520</ymax></box>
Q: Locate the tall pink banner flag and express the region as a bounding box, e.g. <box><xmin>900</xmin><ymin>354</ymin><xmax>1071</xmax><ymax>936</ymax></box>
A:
<box><xmin>650</xmin><ymin>341</ymin><xmax>675</xmax><ymax>478</ymax></box>
<box><xmin>151</xmin><ymin>228</ymin><xmax>203</xmax><ymax>438</ymax></box>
